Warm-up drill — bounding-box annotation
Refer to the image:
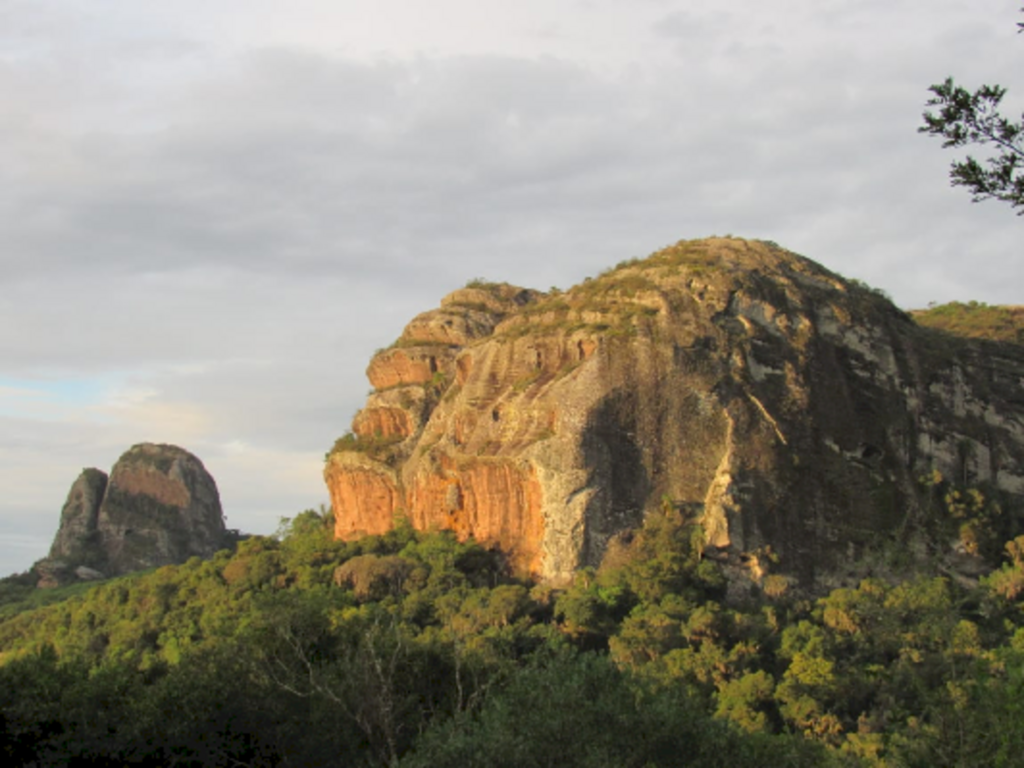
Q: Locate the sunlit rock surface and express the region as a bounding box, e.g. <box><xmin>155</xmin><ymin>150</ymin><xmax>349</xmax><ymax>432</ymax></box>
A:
<box><xmin>326</xmin><ymin>238</ymin><xmax>1024</xmax><ymax>587</ymax></box>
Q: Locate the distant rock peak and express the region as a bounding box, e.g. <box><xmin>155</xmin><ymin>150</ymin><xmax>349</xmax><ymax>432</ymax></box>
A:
<box><xmin>39</xmin><ymin>443</ymin><xmax>227</xmax><ymax>586</ymax></box>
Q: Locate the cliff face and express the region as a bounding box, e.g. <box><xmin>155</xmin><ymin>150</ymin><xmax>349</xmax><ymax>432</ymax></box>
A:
<box><xmin>325</xmin><ymin>238</ymin><xmax>1024</xmax><ymax>588</ymax></box>
<box><xmin>41</xmin><ymin>443</ymin><xmax>226</xmax><ymax>584</ymax></box>
<box><xmin>48</xmin><ymin>468</ymin><xmax>108</xmax><ymax>566</ymax></box>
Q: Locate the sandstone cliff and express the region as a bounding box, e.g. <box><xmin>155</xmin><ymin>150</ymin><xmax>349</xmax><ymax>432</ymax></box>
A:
<box><xmin>40</xmin><ymin>443</ymin><xmax>227</xmax><ymax>585</ymax></box>
<box><xmin>325</xmin><ymin>238</ymin><xmax>1024</xmax><ymax>588</ymax></box>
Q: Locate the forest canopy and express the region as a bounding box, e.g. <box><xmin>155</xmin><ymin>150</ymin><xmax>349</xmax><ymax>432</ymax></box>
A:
<box><xmin>3</xmin><ymin>507</ymin><xmax>1024</xmax><ymax>766</ymax></box>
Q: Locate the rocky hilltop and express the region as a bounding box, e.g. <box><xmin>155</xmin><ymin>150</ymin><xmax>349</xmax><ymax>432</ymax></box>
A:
<box><xmin>325</xmin><ymin>237</ymin><xmax>1024</xmax><ymax>589</ymax></box>
<box><xmin>39</xmin><ymin>443</ymin><xmax>227</xmax><ymax>585</ymax></box>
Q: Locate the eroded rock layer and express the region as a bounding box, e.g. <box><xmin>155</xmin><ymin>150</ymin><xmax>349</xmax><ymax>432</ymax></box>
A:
<box><xmin>325</xmin><ymin>238</ymin><xmax>1024</xmax><ymax>587</ymax></box>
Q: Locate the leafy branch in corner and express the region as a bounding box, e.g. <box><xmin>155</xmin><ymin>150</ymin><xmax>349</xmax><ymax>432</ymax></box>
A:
<box><xmin>919</xmin><ymin>9</ymin><xmax>1024</xmax><ymax>214</ymax></box>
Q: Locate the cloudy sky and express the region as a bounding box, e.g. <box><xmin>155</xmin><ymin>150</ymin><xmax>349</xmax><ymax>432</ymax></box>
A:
<box><xmin>2</xmin><ymin>0</ymin><xmax>1021</xmax><ymax>575</ymax></box>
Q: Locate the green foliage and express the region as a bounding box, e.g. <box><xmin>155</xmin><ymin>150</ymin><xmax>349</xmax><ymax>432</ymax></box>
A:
<box><xmin>919</xmin><ymin>10</ymin><xmax>1024</xmax><ymax>214</ymax></box>
<box><xmin>620</xmin><ymin>509</ymin><xmax>725</xmax><ymax>604</ymax></box>
<box><xmin>402</xmin><ymin>650</ymin><xmax>827</xmax><ymax>768</ymax></box>
<box><xmin>920</xmin><ymin>77</ymin><xmax>1024</xmax><ymax>214</ymax></box>
<box><xmin>914</xmin><ymin>301</ymin><xmax>1024</xmax><ymax>344</ymax></box>
<box><xmin>0</xmin><ymin>523</ymin><xmax>549</xmax><ymax>766</ymax></box>
<box><xmin>7</xmin><ymin>502</ymin><xmax>1024</xmax><ymax>766</ymax></box>
<box><xmin>0</xmin><ymin>576</ymin><xmax>97</xmax><ymax>619</ymax></box>
<box><xmin>715</xmin><ymin>669</ymin><xmax>777</xmax><ymax>733</ymax></box>
<box><xmin>0</xmin><ymin>643</ymin><xmax>287</xmax><ymax>767</ymax></box>
<box><xmin>327</xmin><ymin>430</ymin><xmax>406</xmax><ymax>462</ymax></box>
<box><xmin>555</xmin><ymin>568</ymin><xmax>634</xmax><ymax>647</ymax></box>
<box><xmin>848</xmin><ymin>277</ymin><xmax>894</xmax><ymax>303</ymax></box>
<box><xmin>917</xmin><ymin>471</ymin><xmax>1014</xmax><ymax>564</ymax></box>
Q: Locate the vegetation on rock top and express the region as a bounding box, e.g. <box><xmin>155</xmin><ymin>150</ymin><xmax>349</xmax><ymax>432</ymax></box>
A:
<box><xmin>912</xmin><ymin>301</ymin><xmax>1024</xmax><ymax>344</ymax></box>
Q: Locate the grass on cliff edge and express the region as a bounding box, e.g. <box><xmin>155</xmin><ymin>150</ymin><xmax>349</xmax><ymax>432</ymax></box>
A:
<box><xmin>913</xmin><ymin>301</ymin><xmax>1024</xmax><ymax>344</ymax></box>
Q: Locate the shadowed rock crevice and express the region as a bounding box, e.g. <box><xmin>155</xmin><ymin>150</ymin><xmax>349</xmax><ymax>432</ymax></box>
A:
<box><xmin>579</xmin><ymin>392</ymin><xmax>649</xmax><ymax>567</ymax></box>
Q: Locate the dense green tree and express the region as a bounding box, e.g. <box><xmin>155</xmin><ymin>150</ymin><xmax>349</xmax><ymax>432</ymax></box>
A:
<box><xmin>10</xmin><ymin>509</ymin><xmax>1024</xmax><ymax>765</ymax></box>
<box><xmin>401</xmin><ymin>650</ymin><xmax>827</xmax><ymax>768</ymax></box>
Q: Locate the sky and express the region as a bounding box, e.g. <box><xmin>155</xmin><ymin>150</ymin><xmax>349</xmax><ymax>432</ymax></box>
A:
<box><xmin>2</xmin><ymin>0</ymin><xmax>1021</xmax><ymax>575</ymax></box>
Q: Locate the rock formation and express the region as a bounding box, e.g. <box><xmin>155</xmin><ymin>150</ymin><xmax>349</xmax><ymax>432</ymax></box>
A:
<box><xmin>40</xmin><ymin>443</ymin><xmax>227</xmax><ymax>585</ymax></box>
<box><xmin>325</xmin><ymin>238</ymin><xmax>1024</xmax><ymax>589</ymax></box>
<box><xmin>47</xmin><ymin>468</ymin><xmax>108</xmax><ymax>566</ymax></box>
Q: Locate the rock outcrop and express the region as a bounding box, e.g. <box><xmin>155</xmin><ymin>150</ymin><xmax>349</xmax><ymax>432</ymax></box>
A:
<box><xmin>40</xmin><ymin>443</ymin><xmax>227</xmax><ymax>584</ymax></box>
<box><xmin>47</xmin><ymin>468</ymin><xmax>108</xmax><ymax>566</ymax></box>
<box><xmin>325</xmin><ymin>238</ymin><xmax>1024</xmax><ymax>589</ymax></box>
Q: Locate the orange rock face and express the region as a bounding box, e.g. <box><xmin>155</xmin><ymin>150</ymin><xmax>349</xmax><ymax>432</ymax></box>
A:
<box><xmin>326</xmin><ymin>462</ymin><xmax>400</xmax><ymax>540</ymax></box>
<box><xmin>326</xmin><ymin>284</ymin><xmax>556</xmax><ymax>577</ymax></box>
<box><xmin>366</xmin><ymin>349</ymin><xmax>442</xmax><ymax>389</ymax></box>
<box><xmin>353</xmin><ymin>407</ymin><xmax>414</xmax><ymax>440</ymax></box>
<box><xmin>408</xmin><ymin>460</ymin><xmax>545</xmax><ymax>574</ymax></box>
<box><xmin>327</xmin><ymin>457</ymin><xmax>545</xmax><ymax>575</ymax></box>
<box><xmin>326</xmin><ymin>275</ymin><xmax>671</xmax><ymax>580</ymax></box>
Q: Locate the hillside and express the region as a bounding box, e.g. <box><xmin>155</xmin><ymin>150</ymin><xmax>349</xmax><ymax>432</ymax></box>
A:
<box><xmin>326</xmin><ymin>237</ymin><xmax>1024</xmax><ymax>591</ymax></box>
<box><xmin>2</xmin><ymin>509</ymin><xmax>1024</xmax><ymax>765</ymax></box>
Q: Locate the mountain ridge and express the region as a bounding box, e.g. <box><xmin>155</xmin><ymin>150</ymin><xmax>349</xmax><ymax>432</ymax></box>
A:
<box><xmin>325</xmin><ymin>237</ymin><xmax>1024</xmax><ymax>591</ymax></box>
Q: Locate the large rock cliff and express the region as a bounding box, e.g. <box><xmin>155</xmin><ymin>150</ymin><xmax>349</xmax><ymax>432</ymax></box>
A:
<box><xmin>40</xmin><ymin>443</ymin><xmax>227</xmax><ymax>584</ymax></box>
<box><xmin>325</xmin><ymin>238</ymin><xmax>1024</xmax><ymax>588</ymax></box>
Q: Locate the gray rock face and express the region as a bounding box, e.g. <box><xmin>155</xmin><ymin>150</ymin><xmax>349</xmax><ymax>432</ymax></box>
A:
<box><xmin>97</xmin><ymin>443</ymin><xmax>226</xmax><ymax>574</ymax></box>
<box><xmin>48</xmin><ymin>468</ymin><xmax>107</xmax><ymax>565</ymax></box>
<box><xmin>40</xmin><ymin>444</ymin><xmax>226</xmax><ymax>584</ymax></box>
